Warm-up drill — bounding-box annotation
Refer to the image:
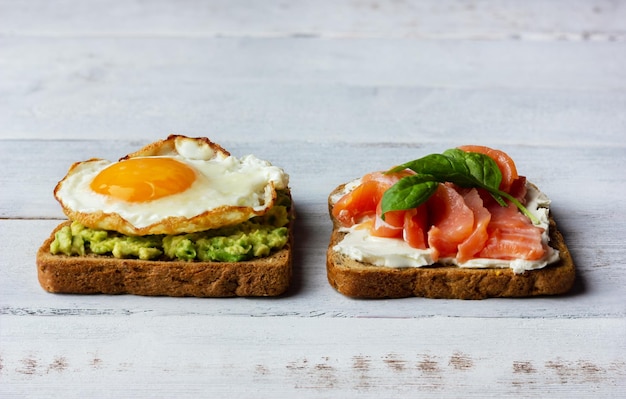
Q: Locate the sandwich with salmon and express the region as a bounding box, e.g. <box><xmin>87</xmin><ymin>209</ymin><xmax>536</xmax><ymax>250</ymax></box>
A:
<box><xmin>37</xmin><ymin>135</ymin><xmax>293</xmax><ymax>297</ymax></box>
<box><xmin>327</xmin><ymin>145</ymin><xmax>575</xmax><ymax>299</ymax></box>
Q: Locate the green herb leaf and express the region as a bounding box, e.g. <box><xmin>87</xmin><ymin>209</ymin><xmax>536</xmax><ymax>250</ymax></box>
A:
<box><xmin>391</xmin><ymin>149</ymin><xmax>502</xmax><ymax>191</ymax></box>
<box><xmin>384</xmin><ymin>149</ymin><xmax>539</xmax><ymax>224</ymax></box>
<box><xmin>443</xmin><ymin>149</ymin><xmax>502</xmax><ymax>189</ymax></box>
<box><xmin>381</xmin><ymin>175</ymin><xmax>439</xmax><ymax>216</ymax></box>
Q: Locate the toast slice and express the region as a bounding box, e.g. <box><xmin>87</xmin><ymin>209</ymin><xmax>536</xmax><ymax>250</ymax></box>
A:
<box><xmin>38</xmin><ymin>135</ymin><xmax>294</xmax><ymax>297</ymax></box>
<box><xmin>326</xmin><ymin>183</ymin><xmax>575</xmax><ymax>299</ymax></box>
<box><xmin>37</xmin><ymin>220</ymin><xmax>293</xmax><ymax>297</ymax></box>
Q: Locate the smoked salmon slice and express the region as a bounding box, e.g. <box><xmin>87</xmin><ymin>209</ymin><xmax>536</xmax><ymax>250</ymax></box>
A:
<box><xmin>371</xmin><ymin>201</ymin><xmax>405</xmax><ymax>238</ymax></box>
<box><xmin>332</xmin><ymin>171</ymin><xmax>411</xmax><ymax>226</ymax></box>
<box><xmin>456</xmin><ymin>188</ymin><xmax>491</xmax><ymax>263</ymax></box>
<box><xmin>426</xmin><ymin>183</ymin><xmax>475</xmax><ymax>261</ymax></box>
<box><xmin>403</xmin><ymin>205</ymin><xmax>428</xmax><ymax>249</ymax></box>
<box><xmin>478</xmin><ymin>202</ymin><xmax>545</xmax><ymax>260</ymax></box>
<box><xmin>332</xmin><ymin>179</ymin><xmax>384</xmax><ymax>226</ymax></box>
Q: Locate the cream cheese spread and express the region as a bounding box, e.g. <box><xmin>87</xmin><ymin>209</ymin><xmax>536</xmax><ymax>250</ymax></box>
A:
<box><xmin>333</xmin><ymin>181</ymin><xmax>560</xmax><ymax>274</ymax></box>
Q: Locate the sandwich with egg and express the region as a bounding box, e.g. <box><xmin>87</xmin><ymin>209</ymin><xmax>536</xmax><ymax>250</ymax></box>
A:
<box><xmin>327</xmin><ymin>145</ymin><xmax>575</xmax><ymax>299</ymax></box>
<box><xmin>37</xmin><ymin>135</ymin><xmax>293</xmax><ymax>297</ymax></box>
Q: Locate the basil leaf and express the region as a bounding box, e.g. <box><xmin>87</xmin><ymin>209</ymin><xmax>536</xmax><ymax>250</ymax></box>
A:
<box><xmin>391</xmin><ymin>150</ymin><xmax>502</xmax><ymax>192</ymax></box>
<box><xmin>391</xmin><ymin>153</ymin><xmax>461</xmax><ymax>179</ymax></box>
<box><xmin>443</xmin><ymin>149</ymin><xmax>508</xmax><ymax>206</ymax></box>
<box><xmin>443</xmin><ymin>149</ymin><xmax>502</xmax><ymax>190</ymax></box>
<box><xmin>381</xmin><ymin>175</ymin><xmax>439</xmax><ymax>217</ymax></box>
<box><xmin>409</xmin><ymin>154</ymin><xmax>454</xmax><ymax>174</ymax></box>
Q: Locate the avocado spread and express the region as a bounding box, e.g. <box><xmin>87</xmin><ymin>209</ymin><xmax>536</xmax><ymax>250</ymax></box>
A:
<box><xmin>50</xmin><ymin>195</ymin><xmax>291</xmax><ymax>262</ymax></box>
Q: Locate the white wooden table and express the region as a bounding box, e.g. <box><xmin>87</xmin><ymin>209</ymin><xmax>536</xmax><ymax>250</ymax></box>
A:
<box><xmin>1</xmin><ymin>1</ymin><xmax>625</xmax><ymax>397</ymax></box>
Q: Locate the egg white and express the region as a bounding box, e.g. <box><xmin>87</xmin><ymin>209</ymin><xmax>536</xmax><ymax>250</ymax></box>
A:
<box><xmin>55</xmin><ymin>153</ymin><xmax>289</xmax><ymax>230</ymax></box>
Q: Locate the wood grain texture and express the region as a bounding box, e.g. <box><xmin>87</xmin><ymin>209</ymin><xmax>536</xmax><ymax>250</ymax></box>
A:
<box><xmin>0</xmin><ymin>315</ymin><xmax>626</xmax><ymax>398</ymax></box>
<box><xmin>1</xmin><ymin>0</ymin><xmax>625</xmax><ymax>40</ymax></box>
<box><xmin>1</xmin><ymin>315</ymin><xmax>625</xmax><ymax>398</ymax></box>
<box><xmin>1</xmin><ymin>0</ymin><xmax>625</xmax><ymax>397</ymax></box>
<box><xmin>2</xmin><ymin>37</ymin><xmax>625</xmax><ymax>141</ymax></box>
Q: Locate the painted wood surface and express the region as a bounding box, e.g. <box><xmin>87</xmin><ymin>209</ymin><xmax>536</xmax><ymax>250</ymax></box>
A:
<box><xmin>1</xmin><ymin>1</ymin><xmax>625</xmax><ymax>397</ymax></box>
<box><xmin>2</xmin><ymin>315</ymin><xmax>625</xmax><ymax>398</ymax></box>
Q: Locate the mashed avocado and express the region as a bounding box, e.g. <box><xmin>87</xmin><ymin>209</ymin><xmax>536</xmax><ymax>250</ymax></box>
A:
<box><xmin>50</xmin><ymin>197</ymin><xmax>291</xmax><ymax>262</ymax></box>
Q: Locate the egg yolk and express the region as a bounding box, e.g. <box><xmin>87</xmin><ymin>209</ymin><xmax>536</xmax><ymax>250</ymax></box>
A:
<box><xmin>90</xmin><ymin>157</ymin><xmax>197</xmax><ymax>202</ymax></box>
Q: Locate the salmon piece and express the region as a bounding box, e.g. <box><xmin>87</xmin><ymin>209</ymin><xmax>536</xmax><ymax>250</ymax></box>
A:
<box><xmin>332</xmin><ymin>171</ymin><xmax>411</xmax><ymax>227</ymax></box>
<box><xmin>456</xmin><ymin>188</ymin><xmax>491</xmax><ymax>263</ymax></box>
<box><xmin>427</xmin><ymin>183</ymin><xmax>475</xmax><ymax>261</ymax></box>
<box><xmin>332</xmin><ymin>179</ymin><xmax>383</xmax><ymax>226</ymax></box>
<box><xmin>371</xmin><ymin>201</ymin><xmax>405</xmax><ymax>238</ymax></box>
<box><xmin>478</xmin><ymin>202</ymin><xmax>545</xmax><ymax>260</ymax></box>
<box><xmin>372</xmin><ymin>185</ymin><xmax>428</xmax><ymax>249</ymax></box>
<box><xmin>426</xmin><ymin>181</ymin><xmax>543</xmax><ymax>262</ymax></box>
<box><xmin>458</xmin><ymin>145</ymin><xmax>519</xmax><ymax>193</ymax></box>
<box><xmin>403</xmin><ymin>205</ymin><xmax>428</xmax><ymax>249</ymax></box>
<box><xmin>508</xmin><ymin>175</ymin><xmax>528</xmax><ymax>203</ymax></box>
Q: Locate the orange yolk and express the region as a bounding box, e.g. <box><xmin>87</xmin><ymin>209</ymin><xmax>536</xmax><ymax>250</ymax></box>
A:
<box><xmin>90</xmin><ymin>157</ymin><xmax>196</xmax><ymax>202</ymax></box>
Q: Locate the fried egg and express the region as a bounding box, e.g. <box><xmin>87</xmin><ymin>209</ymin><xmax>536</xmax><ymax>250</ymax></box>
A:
<box><xmin>54</xmin><ymin>135</ymin><xmax>289</xmax><ymax>236</ymax></box>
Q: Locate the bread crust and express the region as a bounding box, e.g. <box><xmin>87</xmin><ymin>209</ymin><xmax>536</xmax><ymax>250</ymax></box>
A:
<box><xmin>37</xmin><ymin>221</ymin><xmax>293</xmax><ymax>298</ymax></box>
<box><xmin>326</xmin><ymin>183</ymin><xmax>575</xmax><ymax>299</ymax></box>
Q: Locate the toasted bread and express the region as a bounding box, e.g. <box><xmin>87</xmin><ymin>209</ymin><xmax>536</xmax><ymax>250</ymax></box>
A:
<box><xmin>326</xmin><ymin>183</ymin><xmax>575</xmax><ymax>299</ymax></box>
<box><xmin>37</xmin><ymin>220</ymin><xmax>293</xmax><ymax>297</ymax></box>
<box><xmin>37</xmin><ymin>135</ymin><xmax>293</xmax><ymax>297</ymax></box>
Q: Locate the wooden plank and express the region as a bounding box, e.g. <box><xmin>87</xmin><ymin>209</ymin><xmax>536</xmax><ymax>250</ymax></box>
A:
<box><xmin>3</xmin><ymin>37</ymin><xmax>625</xmax><ymax>91</ymax></box>
<box><xmin>4</xmin><ymin>31</ymin><xmax>625</xmax><ymax>87</ymax></box>
<box><xmin>3</xmin><ymin>83</ymin><xmax>626</xmax><ymax>143</ymax></box>
<box><xmin>1</xmin><ymin>0</ymin><xmax>624</xmax><ymax>41</ymax></box>
<box><xmin>1</xmin><ymin>315</ymin><xmax>625</xmax><ymax>398</ymax></box>
<box><xmin>1</xmin><ymin>36</ymin><xmax>624</xmax><ymax>141</ymax></box>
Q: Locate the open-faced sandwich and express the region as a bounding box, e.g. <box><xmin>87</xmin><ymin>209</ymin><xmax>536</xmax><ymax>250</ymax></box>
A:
<box><xmin>327</xmin><ymin>145</ymin><xmax>574</xmax><ymax>299</ymax></box>
<box><xmin>37</xmin><ymin>135</ymin><xmax>293</xmax><ymax>297</ymax></box>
